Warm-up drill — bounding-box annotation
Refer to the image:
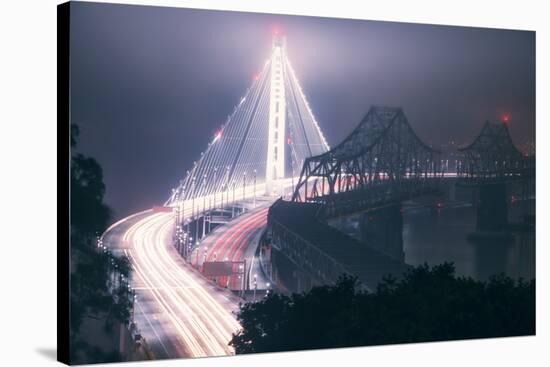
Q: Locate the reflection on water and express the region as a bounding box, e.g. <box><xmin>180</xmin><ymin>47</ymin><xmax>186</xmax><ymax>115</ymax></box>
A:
<box><xmin>402</xmin><ymin>200</ymin><xmax>535</xmax><ymax>281</ymax></box>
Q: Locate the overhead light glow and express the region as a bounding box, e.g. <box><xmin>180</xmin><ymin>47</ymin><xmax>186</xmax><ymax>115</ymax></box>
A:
<box><xmin>213</xmin><ymin>130</ymin><xmax>222</xmax><ymax>143</ymax></box>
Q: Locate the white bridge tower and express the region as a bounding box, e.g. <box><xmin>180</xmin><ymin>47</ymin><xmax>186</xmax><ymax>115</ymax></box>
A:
<box><xmin>265</xmin><ymin>35</ymin><xmax>287</xmax><ymax>196</ymax></box>
<box><xmin>167</xmin><ymin>34</ymin><xmax>329</xmax><ymax>206</ymax></box>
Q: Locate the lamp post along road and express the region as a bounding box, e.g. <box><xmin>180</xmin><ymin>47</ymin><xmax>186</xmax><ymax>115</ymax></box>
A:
<box><xmin>253</xmin><ymin>273</ymin><xmax>257</xmax><ymax>302</ymax></box>
<box><xmin>213</xmin><ymin>168</ymin><xmax>217</xmax><ymax>209</ymax></box>
<box><xmin>242</xmin><ymin>172</ymin><xmax>247</xmax><ymax>207</ymax></box>
<box><xmin>232</xmin><ymin>180</ymin><xmax>236</xmax><ymax>218</ymax></box>
<box><xmin>253</xmin><ymin>169</ymin><xmax>257</xmax><ymax>208</ymax></box>
<box><xmin>181</xmin><ymin>187</ymin><xmax>186</xmax><ymax>257</ymax></box>
<box><xmin>192</xmin><ymin>176</ymin><xmax>197</xmax><ymax>245</ymax></box>
<box><xmin>202</xmin><ymin>174</ymin><xmax>207</xmax><ymax>239</ymax></box>
<box><xmin>225</xmin><ymin>166</ymin><xmax>230</xmax><ymax>210</ymax></box>
<box><xmin>239</xmin><ymin>260</ymin><xmax>246</xmax><ymax>298</ymax></box>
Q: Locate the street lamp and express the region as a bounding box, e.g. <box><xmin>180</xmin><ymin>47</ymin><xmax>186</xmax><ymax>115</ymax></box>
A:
<box><xmin>192</xmin><ymin>239</ymin><xmax>198</xmax><ymax>266</ymax></box>
<box><xmin>172</xmin><ymin>188</ymin><xmax>178</xmax><ymax>230</ymax></box>
<box><xmin>184</xmin><ymin>186</ymin><xmax>189</xmax><ymax>224</ymax></box>
<box><xmin>174</xmin><ymin>223</ymin><xmax>179</xmax><ymax>252</ymax></box>
<box><xmin>253</xmin><ymin>169</ymin><xmax>257</xmax><ymax>208</ymax></box>
<box><xmin>225</xmin><ymin>166</ymin><xmax>230</xmax><ymax>209</ymax></box>
<box><xmin>242</xmin><ymin>171</ymin><xmax>247</xmax><ymax>203</ymax></box>
<box><xmin>208</xmin><ymin>196</ymin><xmax>212</xmax><ymax>233</ymax></box>
<box><xmin>291</xmin><ymin>156</ymin><xmax>295</xmax><ymax>199</ymax></box>
<box><xmin>253</xmin><ymin>273</ymin><xmax>258</xmax><ymax>302</ymax></box>
<box><xmin>213</xmin><ymin>167</ymin><xmax>218</xmax><ymax>209</ymax></box>
<box><xmin>179</xmin><ymin>232</ymin><xmax>184</xmax><ymax>256</ymax></box>
<box><xmin>202</xmin><ymin>174</ymin><xmax>207</xmax><ymax>238</ymax></box>
<box><xmin>132</xmin><ymin>294</ymin><xmax>137</xmax><ymax>324</ymax></box>
<box><xmin>232</xmin><ymin>180</ymin><xmax>236</xmax><ymax>217</ymax></box>
<box><xmin>174</xmin><ymin>206</ymin><xmax>180</xmax><ymax>248</ymax></box>
<box><xmin>238</xmin><ymin>262</ymin><xmax>245</xmax><ymax>298</ymax></box>
<box><xmin>202</xmin><ymin>246</ymin><xmax>208</xmax><ymax>269</ymax></box>
<box><xmin>220</xmin><ymin>183</ymin><xmax>225</xmax><ymax>211</ymax></box>
<box><xmin>181</xmin><ymin>187</ymin><xmax>187</xmax><ymax>257</ymax></box>
<box><xmin>192</xmin><ymin>175</ymin><xmax>197</xmax><ymax>244</ymax></box>
<box><xmin>265</xmin><ymin>282</ymin><xmax>271</xmax><ymax>297</ymax></box>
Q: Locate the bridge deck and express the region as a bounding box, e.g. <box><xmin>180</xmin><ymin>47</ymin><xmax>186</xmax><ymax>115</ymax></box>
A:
<box><xmin>269</xmin><ymin>200</ymin><xmax>410</xmax><ymax>290</ymax></box>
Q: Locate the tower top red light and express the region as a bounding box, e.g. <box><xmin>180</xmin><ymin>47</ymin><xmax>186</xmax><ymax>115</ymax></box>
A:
<box><xmin>272</xmin><ymin>25</ymin><xmax>283</xmax><ymax>36</ymax></box>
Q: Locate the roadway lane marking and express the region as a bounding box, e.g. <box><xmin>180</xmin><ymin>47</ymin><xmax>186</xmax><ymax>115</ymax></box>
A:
<box><xmin>135</xmin><ymin>286</ymin><xmax>172</xmax><ymax>359</ymax></box>
<box><xmin>122</xmin><ymin>210</ymin><xmax>246</xmax><ymax>358</ymax></box>
<box><xmin>132</xmin><ymin>216</ymin><xmax>211</xmax><ymax>356</ymax></box>
<box><xmin>151</xmin><ymin>216</ymin><xmax>239</xmax><ymax>353</ymax></box>
<box><xmin>133</xmin><ymin>286</ymin><xmax>199</xmax><ymax>290</ymax></box>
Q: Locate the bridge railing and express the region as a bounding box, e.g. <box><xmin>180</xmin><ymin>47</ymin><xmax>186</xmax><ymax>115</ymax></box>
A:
<box><xmin>267</xmin><ymin>200</ymin><xmax>351</xmax><ymax>288</ymax></box>
<box><xmin>456</xmin><ymin>156</ymin><xmax>535</xmax><ymax>184</ymax></box>
<box><xmin>292</xmin><ymin>170</ymin><xmax>443</xmax><ymax>203</ymax></box>
<box><xmin>267</xmin><ymin>198</ymin><xmax>411</xmax><ymax>292</ymax></box>
<box><xmin>308</xmin><ymin>178</ymin><xmax>441</xmax><ymax>218</ymax></box>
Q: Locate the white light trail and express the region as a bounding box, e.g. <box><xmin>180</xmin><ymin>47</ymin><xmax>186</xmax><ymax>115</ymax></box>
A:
<box><xmin>124</xmin><ymin>212</ymin><xmax>241</xmax><ymax>357</ymax></box>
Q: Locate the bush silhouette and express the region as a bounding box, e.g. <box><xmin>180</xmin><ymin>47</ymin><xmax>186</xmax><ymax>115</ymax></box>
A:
<box><xmin>230</xmin><ymin>263</ymin><xmax>535</xmax><ymax>354</ymax></box>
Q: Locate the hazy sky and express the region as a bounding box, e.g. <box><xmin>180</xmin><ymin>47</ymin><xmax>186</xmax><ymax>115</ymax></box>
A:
<box><xmin>70</xmin><ymin>2</ymin><xmax>535</xmax><ymax>220</ymax></box>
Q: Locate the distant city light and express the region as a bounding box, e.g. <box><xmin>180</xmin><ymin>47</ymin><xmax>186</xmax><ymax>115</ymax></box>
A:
<box><xmin>502</xmin><ymin>114</ymin><xmax>510</xmax><ymax>123</ymax></box>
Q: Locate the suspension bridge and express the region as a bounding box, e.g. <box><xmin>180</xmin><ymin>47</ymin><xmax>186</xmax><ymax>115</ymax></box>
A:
<box><xmin>102</xmin><ymin>34</ymin><xmax>330</xmax><ymax>359</ymax></box>
<box><xmin>166</xmin><ymin>35</ymin><xmax>329</xmax><ymax>206</ymax></box>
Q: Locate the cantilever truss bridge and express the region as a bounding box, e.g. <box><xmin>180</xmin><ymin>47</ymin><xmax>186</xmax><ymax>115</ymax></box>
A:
<box><xmin>290</xmin><ymin>106</ymin><xmax>443</xmax><ymax>216</ymax></box>
<box><xmin>457</xmin><ymin>120</ymin><xmax>535</xmax><ymax>186</ymax></box>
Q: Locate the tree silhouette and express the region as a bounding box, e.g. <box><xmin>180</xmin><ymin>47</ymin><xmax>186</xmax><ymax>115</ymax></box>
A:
<box><xmin>70</xmin><ymin>124</ymin><xmax>132</xmax><ymax>364</ymax></box>
<box><xmin>230</xmin><ymin>263</ymin><xmax>535</xmax><ymax>354</ymax></box>
<box><xmin>70</xmin><ymin>124</ymin><xmax>111</xmax><ymax>246</ymax></box>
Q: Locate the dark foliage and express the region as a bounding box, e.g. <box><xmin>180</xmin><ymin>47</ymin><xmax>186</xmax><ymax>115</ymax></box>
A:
<box><xmin>70</xmin><ymin>124</ymin><xmax>132</xmax><ymax>363</ymax></box>
<box><xmin>70</xmin><ymin>123</ymin><xmax>111</xmax><ymax>244</ymax></box>
<box><xmin>230</xmin><ymin>263</ymin><xmax>535</xmax><ymax>354</ymax></box>
<box><xmin>71</xmin><ymin>154</ymin><xmax>111</xmax><ymax>243</ymax></box>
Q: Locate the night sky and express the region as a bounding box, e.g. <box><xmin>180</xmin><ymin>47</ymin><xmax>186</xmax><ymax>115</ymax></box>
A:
<box><xmin>70</xmin><ymin>2</ymin><xmax>535</xmax><ymax>220</ymax></box>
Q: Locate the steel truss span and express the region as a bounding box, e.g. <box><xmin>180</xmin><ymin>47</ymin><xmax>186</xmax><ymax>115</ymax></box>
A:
<box><xmin>167</xmin><ymin>36</ymin><xmax>329</xmax><ymax>205</ymax></box>
<box><xmin>457</xmin><ymin>120</ymin><xmax>535</xmax><ymax>183</ymax></box>
<box><xmin>291</xmin><ymin>106</ymin><xmax>442</xmax><ymax>203</ymax></box>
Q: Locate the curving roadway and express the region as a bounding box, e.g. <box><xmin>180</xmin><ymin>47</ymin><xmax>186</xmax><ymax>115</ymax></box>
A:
<box><xmin>103</xmin><ymin>211</ymin><xmax>242</xmax><ymax>359</ymax></box>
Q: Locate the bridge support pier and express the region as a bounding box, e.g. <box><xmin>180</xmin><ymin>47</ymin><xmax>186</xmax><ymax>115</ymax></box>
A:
<box><xmin>476</xmin><ymin>183</ymin><xmax>508</xmax><ymax>231</ymax></box>
<box><xmin>326</xmin><ymin>204</ymin><xmax>406</xmax><ymax>262</ymax></box>
<box><xmin>269</xmin><ymin>248</ymin><xmax>316</xmax><ymax>294</ymax></box>
<box><xmin>359</xmin><ymin>204</ymin><xmax>405</xmax><ymax>262</ymax></box>
<box><xmin>449</xmin><ymin>181</ymin><xmax>456</xmax><ymax>201</ymax></box>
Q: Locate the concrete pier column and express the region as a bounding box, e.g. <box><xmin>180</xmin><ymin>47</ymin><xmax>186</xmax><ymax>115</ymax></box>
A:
<box><xmin>360</xmin><ymin>204</ymin><xmax>405</xmax><ymax>261</ymax></box>
<box><xmin>449</xmin><ymin>181</ymin><xmax>456</xmax><ymax>201</ymax></box>
<box><xmin>477</xmin><ymin>183</ymin><xmax>508</xmax><ymax>231</ymax></box>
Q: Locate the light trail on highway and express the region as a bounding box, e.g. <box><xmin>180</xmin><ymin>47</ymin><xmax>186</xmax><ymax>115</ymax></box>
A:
<box><xmin>105</xmin><ymin>173</ymin><xmax>460</xmax><ymax>358</ymax></box>
<box><xmin>206</xmin><ymin>209</ymin><xmax>267</xmax><ymax>263</ymax></box>
<box><xmin>198</xmin><ymin>207</ymin><xmax>269</xmax><ymax>288</ymax></box>
<box><xmin>122</xmin><ymin>212</ymin><xmax>241</xmax><ymax>358</ymax></box>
